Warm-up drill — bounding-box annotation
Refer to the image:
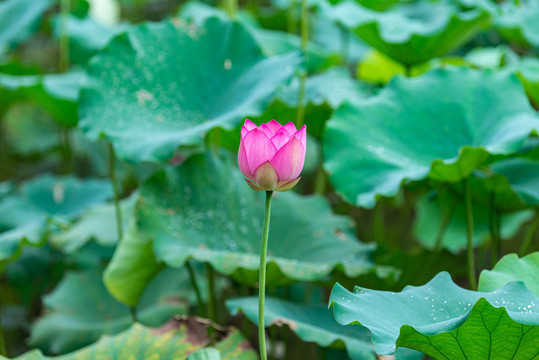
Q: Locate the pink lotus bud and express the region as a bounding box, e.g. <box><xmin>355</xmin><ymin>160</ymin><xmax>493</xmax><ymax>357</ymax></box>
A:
<box><xmin>238</xmin><ymin>119</ymin><xmax>306</xmax><ymax>191</ymax></box>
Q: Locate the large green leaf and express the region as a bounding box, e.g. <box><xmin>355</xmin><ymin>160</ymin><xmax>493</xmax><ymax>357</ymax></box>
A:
<box><xmin>178</xmin><ymin>2</ymin><xmax>335</xmax><ymax>73</ymax></box>
<box><xmin>51</xmin><ymin>15</ymin><xmax>126</xmax><ymax>65</ymax></box>
<box><xmin>137</xmin><ymin>153</ymin><xmax>383</xmax><ymax>287</ymax></box>
<box><xmin>20</xmin><ymin>175</ymin><xmax>113</xmax><ymax>218</ymax></box>
<box><xmin>0</xmin><ymin>175</ymin><xmax>113</xmax><ymax>265</ymax></box>
<box><xmin>220</xmin><ymin>68</ymin><xmax>370</xmax><ymax>153</ymax></box>
<box><xmin>325</xmin><ymin>1</ymin><xmax>489</xmax><ymax>66</ymax></box>
<box><xmin>29</xmin><ymin>268</ymin><xmax>187</xmax><ymax>353</ymax></box>
<box><xmin>248</xmin><ymin>67</ymin><xmax>370</xmax><ymax>141</ymax></box>
<box><xmin>329</xmin><ymin>272</ymin><xmax>539</xmax><ymax>356</ymax></box>
<box><xmin>79</xmin><ymin>17</ymin><xmax>301</xmax><ymax>163</ymax></box>
<box><xmin>50</xmin><ymin>193</ymin><xmax>137</xmax><ymax>253</ymax></box>
<box><xmin>517</xmin><ymin>57</ymin><xmax>539</xmax><ymax>107</ymax></box>
<box><xmin>469</xmin><ymin>158</ymin><xmax>539</xmax><ymax>211</ymax></box>
<box><xmin>0</xmin><ymin>0</ymin><xmax>52</xmax><ymax>53</ymax></box>
<box><xmin>323</xmin><ymin>67</ymin><xmax>539</xmax><ymax>208</ymax></box>
<box><xmin>2</xmin><ymin>103</ymin><xmax>60</xmax><ymax>155</ymax></box>
<box><xmin>479</xmin><ymin>252</ymin><xmax>539</xmax><ymax>297</ymax></box>
<box><xmin>11</xmin><ymin>319</ymin><xmax>256</xmax><ymax>359</ymax></box>
<box><xmin>312</xmin><ymin>10</ymin><xmax>369</xmax><ymax>66</ymax></box>
<box><xmin>464</xmin><ymin>46</ymin><xmax>539</xmax><ymax>107</ymax></box>
<box><xmin>413</xmin><ymin>192</ymin><xmax>533</xmax><ymax>253</ymax></box>
<box><xmin>495</xmin><ymin>1</ymin><xmax>539</xmax><ymax>48</ymax></box>
<box><xmin>104</xmin><ymin>218</ymin><xmax>227</xmax><ymax>308</ymax></box>
<box><xmin>103</xmin><ymin>219</ymin><xmax>163</xmax><ymax>307</ymax></box>
<box><xmin>227</xmin><ymin>296</ymin><xmax>423</xmax><ymax>360</ymax></box>
<box><xmin>0</xmin><ymin>71</ymin><xmax>83</xmax><ymax>127</ymax></box>
<box><xmin>397</xmin><ymin>298</ymin><xmax>539</xmax><ymax>359</ymax></box>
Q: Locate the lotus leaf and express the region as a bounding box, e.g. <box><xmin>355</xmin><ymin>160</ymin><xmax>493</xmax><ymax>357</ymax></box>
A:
<box><xmin>9</xmin><ymin>318</ymin><xmax>256</xmax><ymax>359</ymax></box>
<box><xmin>325</xmin><ymin>0</ymin><xmax>489</xmax><ymax>66</ymax></box>
<box><xmin>137</xmin><ymin>153</ymin><xmax>384</xmax><ymax>287</ymax></box>
<box><xmin>479</xmin><ymin>252</ymin><xmax>539</xmax><ymax>297</ymax></box>
<box><xmin>330</xmin><ymin>272</ymin><xmax>539</xmax><ymax>356</ymax></box>
<box><xmin>0</xmin><ymin>0</ymin><xmax>52</xmax><ymax>53</ymax></box>
<box><xmin>79</xmin><ymin>17</ymin><xmax>301</xmax><ymax>163</ymax></box>
<box><xmin>29</xmin><ymin>268</ymin><xmax>187</xmax><ymax>353</ymax></box>
<box><xmin>0</xmin><ymin>71</ymin><xmax>82</xmax><ymax>127</ymax></box>
<box><xmin>323</xmin><ymin>67</ymin><xmax>538</xmax><ymax>208</ymax></box>
<box><xmin>227</xmin><ymin>296</ymin><xmax>424</xmax><ymax>360</ymax></box>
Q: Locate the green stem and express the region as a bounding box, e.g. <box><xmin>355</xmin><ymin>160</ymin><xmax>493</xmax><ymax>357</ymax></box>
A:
<box><xmin>241</xmin><ymin>285</ymin><xmax>251</xmax><ymax>336</ymax></box>
<box><xmin>404</xmin><ymin>64</ymin><xmax>412</xmax><ymax>77</ymax></box>
<box><xmin>488</xmin><ymin>193</ymin><xmax>499</xmax><ymax>267</ymax></box>
<box><xmin>494</xmin><ymin>209</ymin><xmax>501</xmax><ymax>265</ymax></box>
<box><xmin>319</xmin><ymin>347</ymin><xmax>327</xmax><ymax>360</ymax></box>
<box><xmin>339</xmin><ymin>24</ymin><xmax>349</xmax><ymax>66</ymax></box>
<box><xmin>258</xmin><ymin>191</ymin><xmax>273</xmax><ymax>360</ymax></box>
<box><xmin>108</xmin><ymin>143</ymin><xmax>123</xmax><ymax>241</ymax></box>
<box><xmin>313</xmin><ymin>167</ymin><xmax>326</xmax><ymax>194</ymax></box>
<box><xmin>434</xmin><ymin>197</ymin><xmax>456</xmax><ymax>252</ymax></box>
<box><xmin>287</xmin><ymin>0</ymin><xmax>297</xmax><ymax>34</ymax></box>
<box><xmin>60</xmin><ymin>128</ymin><xmax>73</xmax><ymax>174</ymax></box>
<box><xmin>269</xmin><ymin>326</ymin><xmax>277</xmax><ymax>360</ymax></box>
<box><xmin>205</xmin><ymin>263</ymin><xmax>216</xmax><ymax>322</ymax></box>
<box><xmin>520</xmin><ymin>211</ymin><xmax>539</xmax><ymax>256</ymax></box>
<box><xmin>224</xmin><ymin>0</ymin><xmax>237</xmax><ymax>18</ymax></box>
<box><xmin>373</xmin><ymin>200</ymin><xmax>385</xmax><ymax>244</ymax></box>
<box><xmin>295</xmin><ymin>0</ymin><xmax>309</xmax><ymax>128</ymax></box>
<box><xmin>130</xmin><ymin>306</ymin><xmax>138</xmax><ymax>323</ymax></box>
<box><xmin>0</xmin><ymin>299</ymin><xmax>6</xmax><ymax>357</ymax></box>
<box><xmin>463</xmin><ymin>178</ymin><xmax>477</xmax><ymax>290</ymax></box>
<box><xmin>186</xmin><ymin>261</ymin><xmax>205</xmax><ymax>317</ymax></box>
<box><xmin>59</xmin><ymin>0</ymin><xmax>70</xmax><ymax>72</ymax></box>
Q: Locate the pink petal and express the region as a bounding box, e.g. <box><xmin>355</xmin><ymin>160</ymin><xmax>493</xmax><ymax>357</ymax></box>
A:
<box><xmin>244</xmin><ymin>119</ymin><xmax>257</xmax><ymax>130</ymax></box>
<box><xmin>270</xmin><ymin>132</ymin><xmax>290</xmax><ymax>150</ymax></box>
<box><xmin>293</xmin><ymin>125</ymin><xmax>307</xmax><ymax>149</ymax></box>
<box><xmin>242</xmin><ymin>128</ymin><xmax>277</xmax><ymax>174</ymax></box>
<box><xmin>259</xmin><ymin>123</ymin><xmax>275</xmax><ymax>137</ymax></box>
<box><xmin>241</xmin><ymin>119</ymin><xmax>257</xmax><ymax>138</ymax></box>
<box><xmin>265</xmin><ymin>119</ymin><xmax>283</xmax><ymax>134</ymax></box>
<box><xmin>274</xmin><ymin>127</ymin><xmax>291</xmax><ymax>137</ymax></box>
<box><xmin>283</xmin><ymin>122</ymin><xmax>297</xmax><ymax>135</ymax></box>
<box><xmin>270</xmin><ymin>137</ymin><xmax>305</xmax><ymax>181</ymax></box>
<box><xmin>238</xmin><ymin>141</ymin><xmax>253</xmax><ymax>180</ymax></box>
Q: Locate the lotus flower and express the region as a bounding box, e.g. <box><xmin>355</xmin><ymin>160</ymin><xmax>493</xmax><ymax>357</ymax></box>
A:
<box><xmin>238</xmin><ymin>119</ymin><xmax>306</xmax><ymax>192</ymax></box>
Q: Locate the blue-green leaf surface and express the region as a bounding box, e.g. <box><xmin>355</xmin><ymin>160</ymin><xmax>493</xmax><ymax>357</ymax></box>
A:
<box><xmin>79</xmin><ymin>17</ymin><xmax>301</xmax><ymax>163</ymax></box>
<box><xmin>330</xmin><ymin>272</ymin><xmax>539</xmax><ymax>356</ymax></box>
<box><xmin>323</xmin><ymin>67</ymin><xmax>538</xmax><ymax>208</ymax></box>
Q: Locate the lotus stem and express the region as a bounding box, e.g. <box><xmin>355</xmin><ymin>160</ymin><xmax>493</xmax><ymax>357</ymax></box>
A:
<box><xmin>404</xmin><ymin>64</ymin><xmax>412</xmax><ymax>77</ymax></box>
<box><xmin>373</xmin><ymin>201</ymin><xmax>385</xmax><ymax>244</ymax></box>
<box><xmin>0</xmin><ymin>301</ymin><xmax>6</xmax><ymax>357</ymax></box>
<box><xmin>59</xmin><ymin>0</ymin><xmax>70</xmax><ymax>72</ymax></box>
<box><xmin>339</xmin><ymin>24</ymin><xmax>349</xmax><ymax>66</ymax></box>
<box><xmin>520</xmin><ymin>210</ymin><xmax>539</xmax><ymax>256</ymax></box>
<box><xmin>494</xmin><ymin>210</ymin><xmax>502</xmax><ymax>265</ymax></box>
<box><xmin>287</xmin><ymin>0</ymin><xmax>298</xmax><ymax>34</ymax></box>
<box><xmin>130</xmin><ymin>306</ymin><xmax>138</xmax><ymax>323</ymax></box>
<box><xmin>488</xmin><ymin>193</ymin><xmax>499</xmax><ymax>267</ymax></box>
<box><xmin>295</xmin><ymin>0</ymin><xmax>309</xmax><ymax>128</ymax></box>
<box><xmin>205</xmin><ymin>263</ymin><xmax>217</xmax><ymax>322</ymax></box>
<box><xmin>434</xmin><ymin>197</ymin><xmax>456</xmax><ymax>252</ymax></box>
<box><xmin>186</xmin><ymin>261</ymin><xmax>205</xmax><ymax>317</ymax></box>
<box><xmin>224</xmin><ymin>0</ymin><xmax>237</xmax><ymax>18</ymax></box>
<box><xmin>258</xmin><ymin>191</ymin><xmax>273</xmax><ymax>360</ymax></box>
<box><xmin>463</xmin><ymin>178</ymin><xmax>477</xmax><ymax>290</ymax></box>
<box><xmin>60</xmin><ymin>128</ymin><xmax>73</xmax><ymax>174</ymax></box>
<box><xmin>108</xmin><ymin>143</ymin><xmax>123</xmax><ymax>241</ymax></box>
